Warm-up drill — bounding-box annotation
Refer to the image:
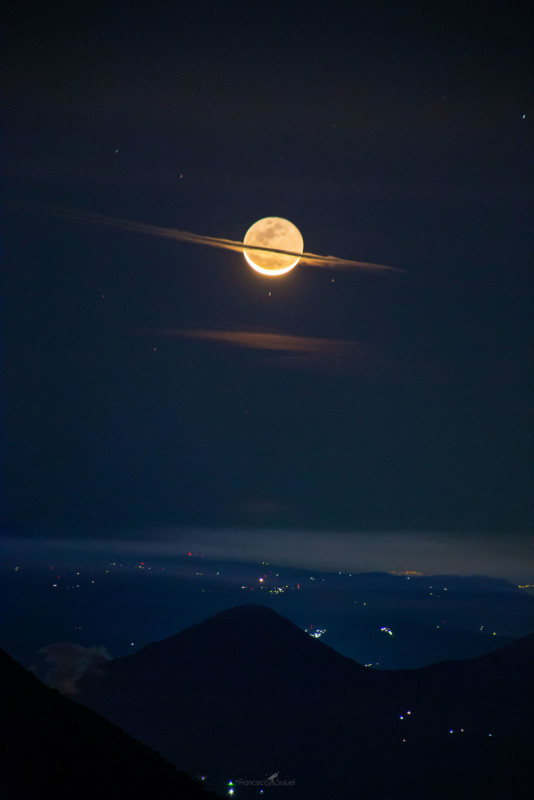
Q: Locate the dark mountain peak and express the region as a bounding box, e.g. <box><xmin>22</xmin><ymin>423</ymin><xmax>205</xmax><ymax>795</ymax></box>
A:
<box><xmin>177</xmin><ymin>601</ymin><xmax>304</xmax><ymax>629</ymax></box>
<box><xmin>76</xmin><ymin>604</ymin><xmax>374</xmax><ymax>793</ymax></box>
<box><xmin>172</xmin><ymin>602</ymin><xmax>314</xmax><ymax>642</ymax></box>
<box><xmin>116</xmin><ymin>603</ymin><xmax>367</xmax><ymax>681</ymax></box>
<box><xmin>179</xmin><ymin>602</ymin><xmax>303</xmax><ymax>636</ymax></box>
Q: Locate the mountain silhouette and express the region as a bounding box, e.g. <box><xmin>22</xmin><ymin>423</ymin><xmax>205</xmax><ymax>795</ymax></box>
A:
<box><xmin>76</xmin><ymin>604</ymin><xmax>533</xmax><ymax>799</ymax></box>
<box><xmin>0</xmin><ymin>648</ymin><xmax>221</xmax><ymax>800</ymax></box>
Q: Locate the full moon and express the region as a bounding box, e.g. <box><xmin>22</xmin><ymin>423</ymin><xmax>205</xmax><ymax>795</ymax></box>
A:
<box><xmin>243</xmin><ymin>217</ymin><xmax>304</xmax><ymax>276</ymax></box>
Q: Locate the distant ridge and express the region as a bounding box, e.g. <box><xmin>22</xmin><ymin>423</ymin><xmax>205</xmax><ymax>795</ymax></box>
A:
<box><xmin>76</xmin><ymin>603</ymin><xmax>534</xmax><ymax>799</ymax></box>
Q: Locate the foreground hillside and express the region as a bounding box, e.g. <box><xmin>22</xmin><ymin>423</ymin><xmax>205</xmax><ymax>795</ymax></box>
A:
<box><xmin>0</xmin><ymin>649</ymin><xmax>221</xmax><ymax>800</ymax></box>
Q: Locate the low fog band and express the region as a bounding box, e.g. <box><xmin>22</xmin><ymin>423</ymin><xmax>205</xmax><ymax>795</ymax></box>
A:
<box><xmin>16</xmin><ymin>204</ymin><xmax>399</xmax><ymax>273</ymax></box>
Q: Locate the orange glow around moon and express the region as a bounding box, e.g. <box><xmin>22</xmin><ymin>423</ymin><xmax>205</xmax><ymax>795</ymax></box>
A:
<box><xmin>243</xmin><ymin>217</ymin><xmax>304</xmax><ymax>276</ymax></box>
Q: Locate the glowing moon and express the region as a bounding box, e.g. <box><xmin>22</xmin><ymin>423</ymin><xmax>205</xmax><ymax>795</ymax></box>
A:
<box><xmin>243</xmin><ymin>217</ymin><xmax>304</xmax><ymax>276</ymax></box>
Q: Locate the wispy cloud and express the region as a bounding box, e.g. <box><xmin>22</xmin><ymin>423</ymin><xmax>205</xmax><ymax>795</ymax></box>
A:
<box><xmin>168</xmin><ymin>329</ymin><xmax>358</xmax><ymax>353</ymax></box>
<box><xmin>40</xmin><ymin>643</ymin><xmax>111</xmax><ymax>695</ymax></box>
<box><xmin>4</xmin><ymin>530</ymin><xmax>532</xmax><ymax>582</ymax></box>
<box><xmin>11</xmin><ymin>204</ymin><xmax>399</xmax><ymax>272</ymax></box>
<box><xmin>144</xmin><ymin>328</ymin><xmax>371</xmax><ymax>372</ymax></box>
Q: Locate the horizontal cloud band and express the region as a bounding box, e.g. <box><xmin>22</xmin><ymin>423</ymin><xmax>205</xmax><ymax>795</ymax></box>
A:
<box><xmin>13</xmin><ymin>204</ymin><xmax>400</xmax><ymax>272</ymax></box>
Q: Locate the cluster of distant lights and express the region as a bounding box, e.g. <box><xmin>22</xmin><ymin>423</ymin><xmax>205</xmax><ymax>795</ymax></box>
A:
<box><xmin>210</xmin><ymin>715</ymin><xmax>498</xmax><ymax>792</ymax></box>
<box><xmin>45</xmin><ymin>561</ymin><xmax>154</xmax><ymax>590</ymax></box>
<box><xmin>198</xmin><ymin>776</ymin><xmax>274</xmax><ymax>796</ymax></box>
<box><xmin>429</xmin><ymin>585</ymin><xmax>449</xmax><ymax>597</ymax></box>
<box><xmin>47</xmin><ymin>566</ymin><xmax>86</xmax><ymax>590</ymax></box>
<box><xmin>390</xmin><ymin>570</ymin><xmax>423</xmax><ymax>577</ymax></box>
<box><xmin>397</xmin><ymin>711</ymin><xmax>495</xmax><ymax>744</ymax></box>
<box><xmin>306</xmin><ymin>626</ymin><xmax>327</xmax><ymax>639</ymax></box>
<box><xmin>239</xmin><ymin>574</ymin><xmax>301</xmax><ymax>593</ymax></box>
<box><xmin>11</xmin><ymin>558</ymin><xmax>508</xmax><ymax>646</ymax></box>
<box><xmin>479</xmin><ymin>625</ymin><xmax>498</xmax><ymax>636</ymax></box>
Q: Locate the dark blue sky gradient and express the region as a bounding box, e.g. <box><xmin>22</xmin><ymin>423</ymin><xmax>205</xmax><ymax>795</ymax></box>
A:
<box><xmin>3</xmin><ymin>2</ymin><xmax>531</xmax><ymax>539</ymax></box>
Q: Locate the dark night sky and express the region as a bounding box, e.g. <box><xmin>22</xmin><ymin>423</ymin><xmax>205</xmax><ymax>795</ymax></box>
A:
<box><xmin>2</xmin><ymin>2</ymin><xmax>531</xmax><ymax>543</ymax></box>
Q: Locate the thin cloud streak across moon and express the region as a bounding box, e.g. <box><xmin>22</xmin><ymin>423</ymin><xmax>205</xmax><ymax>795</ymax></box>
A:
<box><xmin>18</xmin><ymin>205</ymin><xmax>400</xmax><ymax>273</ymax></box>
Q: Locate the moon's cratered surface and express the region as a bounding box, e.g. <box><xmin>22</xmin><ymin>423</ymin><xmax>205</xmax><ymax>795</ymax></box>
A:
<box><xmin>243</xmin><ymin>217</ymin><xmax>304</xmax><ymax>276</ymax></box>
